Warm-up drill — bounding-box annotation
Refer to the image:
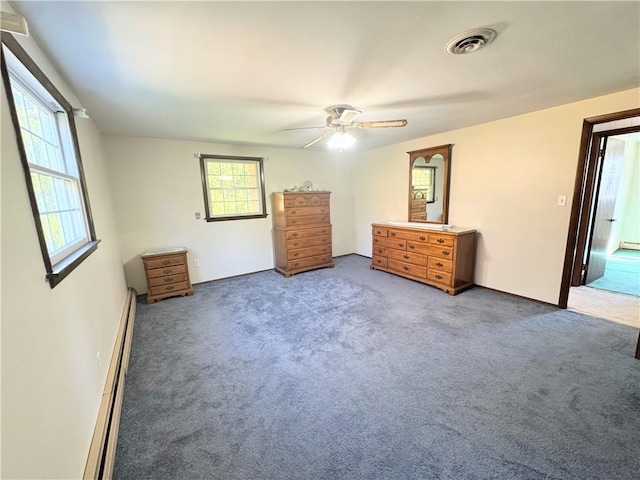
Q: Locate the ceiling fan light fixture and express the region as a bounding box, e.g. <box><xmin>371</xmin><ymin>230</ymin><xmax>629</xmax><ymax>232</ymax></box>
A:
<box><xmin>327</xmin><ymin>129</ymin><xmax>356</xmax><ymax>151</ymax></box>
<box><xmin>445</xmin><ymin>28</ymin><xmax>496</xmax><ymax>55</ymax></box>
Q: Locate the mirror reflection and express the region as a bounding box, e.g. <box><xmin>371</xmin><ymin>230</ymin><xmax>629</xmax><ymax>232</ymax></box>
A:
<box><xmin>408</xmin><ymin>145</ymin><xmax>452</xmax><ymax>224</ymax></box>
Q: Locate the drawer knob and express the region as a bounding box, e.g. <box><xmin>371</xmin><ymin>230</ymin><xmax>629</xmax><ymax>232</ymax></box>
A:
<box><xmin>403</xmin><ymin>266</ymin><xmax>409</xmax><ymax>271</ymax></box>
<box><xmin>442</xmin><ymin>250</ymin><xmax>450</xmax><ymax>256</ymax></box>
<box><xmin>435</xmin><ymin>274</ymin><xmax>443</xmax><ymax>280</ymax></box>
<box><xmin>293</xmin><ymin>253</ymin><xmax>299</xmax><ymax>257</ymax></box>
<box><xmin>165</xmin><ymin>285</ymin><xmax>174</xmax><ymax>291</ymax></box>
<box><xmin>292</xmin><ymin>233</ymin><xmax>298</xmax><ymax>237</ymax></box>
<box><xmin>291</xmin><ymin>220</ymin><xmax>297</xmax><ymax>224</ymax></box>
<box><xmin>377</xmin><ymin>249</ymin><xmax>383</xmax><ymax>254</ymax></box>
<box><xmin>162</xmin><ymin>260</ymin><xmax>170</xmax><ymax>265</ymax></box>
<box><xmin>293</xmin><ymin>262</ymin><xmax>299</xmax><ymax>267</ymax></box>
<box><xmin>403</xmin><ymin>254</ymin><xmax>409</xmax><ymax>259</ymax></box>
<box><xmin>409</xmin><ymin>245</ymin><xmax>415</xmax><ymax>249</ymax></box>
<box><xmin>436</xmin><ymin>262</ymin><xmax>443</xmax><ymax>267</ymax></box>
<box><xmin>419</xmin><ymin>236</ymin><xmax>426</xmax><ymax>241</ymax></box>
<box><xmin>291</xmin><ymin>210</ymin><xmax>297</xmax><ymax>214</ymax></box>
<box><xmin>377</xmin><ymin>260</ymin><xmax>382</xmax><ymax>264</ymax></box>
<box><xmin>164</xmin><ymin>277</ymin><xmax>173</xmax><ymax>283</ymax></box>
<box><xmin>376</xmin><ymin>230</ymin><xmax>381</xmax><ymax>235</ymax></box>
<box><xmin>437</xmin><ymin>238</ymin><xmax>445</xmax><ymax>244</ymax></box>
<box><xmin>322</xmin><ymin>248</ymin><xmax>327</xmax><ymax>252</ymax></box>
<box><xmin>374</xmin><ymin>239</ymin><xmax>379</xmax><ymax>243</ymax></box>
<box><xmin>390</xmin><ymin>232</ymin><xmax>396</xmax><ymax>237</ymax></box>
<box><xmin>398</xmin><ymin>243</ymin><xmax>403</xmax><ymax>247</ymax></box>
<box><xmin>293</xmin><ymin>242</ymin><xmax>299</xmax><ymax>246</ymax></box>
<box><xmin>163</xmin><ymin>269</ymin><xmax>171</xmax><ymax>274</ymax></box>
<box><xmin>322</xmin><ymin>230</ymin><xmax>326</xmax><ymax>234</ymax></box>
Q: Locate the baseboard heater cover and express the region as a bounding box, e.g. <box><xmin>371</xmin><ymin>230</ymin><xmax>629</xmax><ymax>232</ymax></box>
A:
<box><xmin>620</xmin><ymin>241</ymin><xmax>640</xmax><ymax>251</ymax></box>
<box><xmin>83</xmin><ymin>288</ymin><xmax>137</xmax><ymax>480</ymax></box>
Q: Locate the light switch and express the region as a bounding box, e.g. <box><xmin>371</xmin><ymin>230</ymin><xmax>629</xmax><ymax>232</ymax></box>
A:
<box><xmin>195</xmin><ymin>212</ymin><xmax>201</xmax><ymax>219</ymax></box>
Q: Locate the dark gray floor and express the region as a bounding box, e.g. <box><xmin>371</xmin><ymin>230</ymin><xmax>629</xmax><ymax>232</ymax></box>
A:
<box><xmin>114</xmin><ymin>255</ymin><xmax>640</xmax><ymax>480</ymax></box>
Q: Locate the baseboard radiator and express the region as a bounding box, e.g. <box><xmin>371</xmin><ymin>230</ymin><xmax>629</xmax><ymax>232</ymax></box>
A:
<box><xmin>620</xmin><ymin>241</ymin><xmax>640</xmax><ymax>251</ymax></box>
<box><xmin>83</xmin><ymin>288</ymin><xmax>137</xmax><ymax>480</ymax></box>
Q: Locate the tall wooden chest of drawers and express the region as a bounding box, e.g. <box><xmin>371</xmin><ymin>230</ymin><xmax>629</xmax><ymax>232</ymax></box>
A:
<box><xmin>370</xmin><ymin>223</ymin><xmax>476</xmax><ymax>295</ymax></box>
<box><xmin>141</xmin><ymin>248</ymin><xmax>194</xmax><ymax>304</ymax></box>
<box><xmin>272</xmin><ymin>191</ymin><xmax>334</xmax><ymax>277</ymax></box>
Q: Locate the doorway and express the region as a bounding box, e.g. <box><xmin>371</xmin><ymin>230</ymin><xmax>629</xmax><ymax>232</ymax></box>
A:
<box><xmin>560</xmin><ymin>108</ymin><xmax>640</xmax><ymax>358</ymax></box>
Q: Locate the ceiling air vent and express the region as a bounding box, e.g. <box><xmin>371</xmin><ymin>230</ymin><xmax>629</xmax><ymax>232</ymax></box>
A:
<box><xmin>445</xmin><ymin>28</ymin><xmax>497</xmax><ymax>55</ymax></box>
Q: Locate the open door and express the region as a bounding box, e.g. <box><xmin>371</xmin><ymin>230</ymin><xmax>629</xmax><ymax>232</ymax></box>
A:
<box><xmin>584</xmin><ymin>137</ymin><xmax>626</xmax><ymax>283</ymax></box>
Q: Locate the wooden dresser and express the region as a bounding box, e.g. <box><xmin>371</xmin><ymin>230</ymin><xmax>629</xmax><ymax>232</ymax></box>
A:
<box><xmin>371</xmin><ymin>223</ymin><xmax>476</xmax><ymax>295</ymax></box>
<box><xmin>141</xmin><ymin>248</ymin><xmax>194</xmax><ymax>304</ymax></box>
<box><xmin>272</xmin><ymin>191</ymin><xmax>334</xmax><ymax>277</ymax></box>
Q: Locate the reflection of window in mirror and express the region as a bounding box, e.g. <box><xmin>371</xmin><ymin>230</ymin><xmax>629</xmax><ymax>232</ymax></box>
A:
<box><xmin>411</xmin><ymin>166</ymin><xmax>436</xmax><ymax>203</ymax></box>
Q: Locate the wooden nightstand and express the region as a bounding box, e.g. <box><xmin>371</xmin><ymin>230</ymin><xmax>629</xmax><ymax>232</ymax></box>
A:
<box><xmin>141</xmin><ymin>248</ymin><xmax>194</xmax><ymax>304</ymax></box>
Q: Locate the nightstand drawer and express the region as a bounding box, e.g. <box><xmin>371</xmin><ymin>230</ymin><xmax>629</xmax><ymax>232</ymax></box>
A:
<box><xmin>147</xmin><ymin>264</ymin><xmax>187</xmax><ymax>278</ymax></box>
<box><xmin>145</xmin><ymin>255</ymin><xmax>185</xmax><ymax>269</ymax></box>
<box><xmin>148</xmin><ymin>273</ymin><xmax>187</xmax><ymax>287</ymax></box>
<box><xmin>149</xmin><ymin>281</ymin><xmax>190</xmax><ymax>297</ymax></box>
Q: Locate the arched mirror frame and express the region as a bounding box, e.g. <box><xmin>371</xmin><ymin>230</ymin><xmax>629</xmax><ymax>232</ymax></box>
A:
<box><xmin>407</xmin><ymin>144</ymin><xmax>452</xmax><ymax>224</ymax></box>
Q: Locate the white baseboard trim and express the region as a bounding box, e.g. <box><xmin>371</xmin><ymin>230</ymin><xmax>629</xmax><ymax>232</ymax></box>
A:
<box><xmin>83</xmin><ymin>288</ymin><xmax>137</xmax><ymax>480</ymax></box>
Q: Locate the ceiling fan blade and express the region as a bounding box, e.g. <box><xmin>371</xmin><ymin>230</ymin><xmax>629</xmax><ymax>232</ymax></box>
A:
<box><xmin>355</xmin><ymin>119</ymin><xmax>408</xmax><ymax>128</ymax></box>
<box><xmin>302</xmin><ymin>132</ymin><xmax>332</xmax><ymax>149</ymax></box>
<box><xmin>280</xmin><ymin>125</ymin><xmax>328</xmax><ymax>131</ymax></box>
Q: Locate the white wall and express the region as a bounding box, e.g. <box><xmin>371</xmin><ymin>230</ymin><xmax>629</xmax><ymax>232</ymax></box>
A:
<box><xmin>104</xmin><ymin>136</ymin><xmax>355</xmax><ymax>293</ymax></box>
<box><xmin>1</xmin><ymin>28</ymin><xmax>128</xmax><ymax>480</ymax></box>
<box><xmin>353</xmin><ymin>88</ymin><xmax>640</xmax><ymax>304</ymax></box>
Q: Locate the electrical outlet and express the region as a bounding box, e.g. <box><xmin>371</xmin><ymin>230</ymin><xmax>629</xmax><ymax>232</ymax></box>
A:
<box><xmin>96</xmin><ymin>351</ymin><xmax>102</xmax><ymax>370</ymax></box>
<box><xmin>557</xmin><ymin>195</ymin><xmax>567</xmax><ymax>207</ymax></box>
<box><xmin>195</xmin><ymin>212</ymin><xmax>201</xmax><ymax>219</ymax></box>
<box><xmin>194</xmin><ymin>259</ymin><xmax>200</xmax><ymax>267</ymax></box>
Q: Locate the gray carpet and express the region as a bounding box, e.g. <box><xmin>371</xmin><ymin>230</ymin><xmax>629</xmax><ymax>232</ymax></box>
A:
<box><xmin>114</xmin><ymin>255</ymin><xmax>640</xmax><ymax>480</ymax></box>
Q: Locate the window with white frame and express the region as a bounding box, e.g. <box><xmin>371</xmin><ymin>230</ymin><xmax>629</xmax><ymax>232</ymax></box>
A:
<box><xmin>199</xmin><ymin>154</ymin><xmax>268</xmax><ymax>221</ymax></box>
<box><xmin>2</xmin><ymin>34</ymin><xmax>98</xmax><ymax>287</ymax></box>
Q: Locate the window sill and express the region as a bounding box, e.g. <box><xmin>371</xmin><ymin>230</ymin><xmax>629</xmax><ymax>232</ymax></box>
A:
<box><xmin>205</xmin><ymin>213</ymin><xmax>268</xmax><ymax>222</ymax></box>
<box><xmin>47</xmin><ymin>239</ymin><xmax>101</xmax><ymax>288</ymax></box>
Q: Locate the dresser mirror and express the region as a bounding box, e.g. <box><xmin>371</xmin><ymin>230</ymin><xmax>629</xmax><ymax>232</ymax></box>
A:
<box><xmin>408</xmin><ymin>144</ymin><xmax>452</xmax><ymax>224</ymax></box>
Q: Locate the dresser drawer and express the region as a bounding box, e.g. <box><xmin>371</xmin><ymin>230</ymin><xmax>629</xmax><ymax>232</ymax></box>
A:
<box><xmin>287</xmin><ymin>253</ymin><xmax>332</xmax><ymax>271</ymax></box>
<box><xmin>372</xmin><ymin>246</ymin><xmax>387</xmax><ymax>257</ymax></box>
<box><xmin>428</xmin><ymin>257</ymin><xmax>453</xmax><ymax>273</ymax></box>
<box><xmin>372</xmin><ymin>255</ymin><xmax>388</xmax><ymax>268</ymax></box>
<box><xmin>427</xmin><ymin>269</ymin><xmax>452</xmax><ymax>285</ymax></box>
<box><xmin>388</xmin><ymin>249</ymin><xmax>428</xmax><ymax>267</ymax></box>
<box><xmin>407</xmin><ymin>242</ymin><xmax>454</xmax><ymax>259</ymax></box>
<box><xmin>287</xmin><ymin>235</ymin><xmax>331</xmax><ymax>249</ymax></box>
<box><xmin>388</xmin><ymin>259</ymin><xmax>427</xmax><ymax>278</ymax></box>
<box><xmin>145</xmin><ymin>254</ymin><xmax>185</xmax><ymax>269</ymax></box>
<box><xmin>149</xmin><ymin>281</ymin><xmax>190</xmax><ymax>297</ymax></box>
<box><xmin>287</xmin><ymin>226</ymin><xmax>331</xmax><ymax>239</ymax></box>
<box><xmin>285</xmin><ymin>214</ymin><xmax>330</xmax><ymax>226</ymax></box>
<box><xmin>372</xmin><ymin>226</ymin><xmax>388</xmax><ymax>237</ymax></box>
<box><xmin>284</xmin><ymin>194</ymin><xmax>330</xmax><ymax>208</ymax></box>
<box><xmin>285</xmin><ymin>205</ymin><xmax>329</xmax><ymax>216</ymax></box>
<box><xmin>147</xmin><ymin>264</ymin><xmax>187</xmax><ymax>278</ymax></box>
<box><xmin>429</xmin><ymin>234</ymin><xmax>455</xmax><ymax>247</ymax></box>
<box><xmin>373</xmin><ymin>236</ymin><xmax>407</xmax><ymax>250</ymax></box>
<box><xmin>288</xmin><ymin>244</ymin><xmax>332</xmax><ymax>260</ymax></box>
<box><xmin>149</xmin><ymin>273</ymin><xmax>187</xmax><ymax>287</ymax></box>
<box><xmin>389</xmin><ymin>229</ymin><xmax>430</xmax><ymax>243</ymax></box>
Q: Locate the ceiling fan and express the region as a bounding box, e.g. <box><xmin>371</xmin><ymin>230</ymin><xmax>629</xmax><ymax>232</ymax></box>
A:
<box><xmin>282</xmin><ymin>105</ymin><xmax>408</xmax><ymax>149</ymax></box>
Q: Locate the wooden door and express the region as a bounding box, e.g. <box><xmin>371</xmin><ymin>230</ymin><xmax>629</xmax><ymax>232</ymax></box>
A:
<box><xmin>585</xmin><ymin>137</ymin><xmax>626</xmax><ymax>284</ymax></box>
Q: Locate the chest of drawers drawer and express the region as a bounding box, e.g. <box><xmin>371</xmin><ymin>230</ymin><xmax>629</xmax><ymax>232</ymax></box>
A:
<box><xmin>287</xmin><ymin>235</ymin><xmax>331</xmax><ymax>250</ymax></box>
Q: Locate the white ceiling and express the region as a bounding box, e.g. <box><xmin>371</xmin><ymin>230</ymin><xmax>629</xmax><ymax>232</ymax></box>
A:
<box><xmin>11</xmin><ymin>1</ymin><xmax>640</xmax><ymax>152</ymax></box>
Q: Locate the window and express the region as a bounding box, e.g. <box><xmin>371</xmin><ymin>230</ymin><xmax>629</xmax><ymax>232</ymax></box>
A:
<box><xmin>412</xmin><ymin>166</ymin><xmax>436</xmax><ymax>203</ymax></box>
<box><xmin>2</xmin><ymin>34</ymin><xmax>98</xmax><ymax>287</ymax></box>
<box><xmin>199</xmin><ymin>154</ymin><xmax>268</xmax><ymax>221</ymax></box>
